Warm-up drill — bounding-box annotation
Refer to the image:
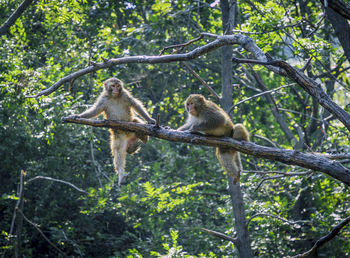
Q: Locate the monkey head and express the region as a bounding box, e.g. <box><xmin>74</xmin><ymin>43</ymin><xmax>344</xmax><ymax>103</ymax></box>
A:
<box><xmin>185</xmin><ymin>94</ymin><xmax>205</xmax><ymax>116</ymax></box>
<box><xmin>104</xmin><ymin>77</ymin><xmax>124</xmax><ymax>97</ymax></box>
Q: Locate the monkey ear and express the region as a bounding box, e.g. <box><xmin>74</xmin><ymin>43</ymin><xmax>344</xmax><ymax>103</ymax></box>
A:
<box><xmin>199</xmin><ymin>95</ymin><xmax>205</xmax><ymax>102</ymax></box>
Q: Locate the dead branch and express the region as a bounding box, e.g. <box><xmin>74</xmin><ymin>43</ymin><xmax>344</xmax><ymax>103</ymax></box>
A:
<box><xmin>9</xmin><ymin>170</ymin><xmax>25</xmax><ymax>237</ymax></box>
<box><xmin>182</xmin><ymin>61</ymin><xmax>221</xmax><ymax>101</ymax></box>
<box><xmin>26</xmin><ymin>176</ymin><xmax>88</xmax><ymax>194</ymax></box>
<box><xmin>247</xmin><ymin>212</ymin><xmax>311</xmax><ymax>227</ymax></box>
<box><xmin>17</xmin><ymin>209</ymin><xmax>67</xmax><ymax>257</ymax></box>
<box><xmin>229</xmin><ymin>83</ymin><xmax>295</xmax><ymax>112</ymax></box>
<box><xmin>291</xmin><ymin>215</ymin><xmax>350</xmax><ymax>258</ymax></box>
<box><xmin>159</xmin><ymin>35</ymin><xmax>203</xmax><ymax>55</ymax></box>
<box><xmin>61</xmin><ymin>117</ymin><xmax>350</xmax><ymax>186</ymax></box>
<box><xmin>202</xmin><ymin>228</ymin><xmax>237</xmax><ymax>243</ymax></box>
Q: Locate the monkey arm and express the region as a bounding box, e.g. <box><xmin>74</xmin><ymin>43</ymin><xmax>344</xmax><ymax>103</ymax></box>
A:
<box><xmin>78</xmin><ymin>97</ymin><xmax>105</xmax><ymax>118</ymax></box>
<box><xmin>130</xmin><ymin>97</ymin><xmax>155</xmax><ymax>124</ymax></box>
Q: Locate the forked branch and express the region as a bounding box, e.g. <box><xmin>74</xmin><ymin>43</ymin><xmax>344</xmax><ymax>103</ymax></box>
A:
<box><xmin>291</xmin><ymin>215</ymin><xmax>350</xmax><ymax>258</ymax></box>
<box><xmin>30</xmin><ymin>33</ymin><xmax>350</xmax><ymax>131</ymax></box>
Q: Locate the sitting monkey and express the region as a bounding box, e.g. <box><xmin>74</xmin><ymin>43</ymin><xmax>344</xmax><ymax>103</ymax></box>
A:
<box><xmin>178</xmin><ymin>94</ymin><xmax>249</xmax><ymax>184</ymax></box>
<box><xmin>74</xmin><ymin>77</ymin><xmax>155</xmax><ymax>185</ymax></box>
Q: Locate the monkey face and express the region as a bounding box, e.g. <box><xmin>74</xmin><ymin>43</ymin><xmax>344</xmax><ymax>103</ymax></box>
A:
<box><xmin>187</xmin><ymin>101</ymin><xmax>197</xmax><ymax>116</ymax></box>
<box><xmin>185</xmin><ymin>94</ymin><xmax>205</xmax><ymax>116</ymax></box>
<box><xmin>108</xmin><ymin>82</ymin><xmax>122</xmax><ymax>97</ymax></box>
<box><xmin>104</xmin><ymin>77</ymin><xmax>124</xmax><ymax>97</ymax></box>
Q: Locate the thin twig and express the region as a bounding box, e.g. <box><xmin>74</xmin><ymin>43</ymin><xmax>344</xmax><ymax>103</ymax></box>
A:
<box><xmin>290</xmin><ymin>215</ymin><xmax>350</xmax><ymax>258</ymax></box>
<box><xmin>202</xmin><ymin>228</ymin><xmax>237</xmax><ymax>243</ymax></box>
<box><xmin>26</xmin><ymin>176</ymin><xmax>88</xmax><ymax>194</ymax></box>
<box><xmin>159</xmin><ymin>35</ymin><xmax>203</xmax><ymax>55</ymax></box>
<box><xmin>182</xmin><ymin>61</ymin><xmax>221</xmax><ymax>101</ymax></box>
<box><xmin>229</xmin><ymin>83</ymin><xmax>295</xmax><ymax>113</ymax></box>
<box><xmin>231</xmin><ymin>21</ymin><xmax>304</xmax><ymax>35</ymax></box>
<box><xmin>300</xmin><ymin>57</ymin><xmax>313</xmax><ymax>72</ymax></box>
<box><xmin>243</xmin><ymin>170</ymin><xmax>312</xmax><ymax>176</ymax></box>
<box><xmin>16</xmin><ymin>209</ymin><xmax>67</xmax><ymax>257</ymax></box>
<box><xmin>247</xmin><ymin>213</ymin><xmax>311</xmax><ymax>227</ymax></box>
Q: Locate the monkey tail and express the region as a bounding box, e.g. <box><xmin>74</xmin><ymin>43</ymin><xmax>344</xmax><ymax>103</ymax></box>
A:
<box><xmin>216</xmin><ymin>148</ymin><xmax>241</xmax><ymax>184</ymax></box>
<box><xmin>233</xmin><ymin>123</ymin><xmax>249</xmax><ymax>142</ymax></box>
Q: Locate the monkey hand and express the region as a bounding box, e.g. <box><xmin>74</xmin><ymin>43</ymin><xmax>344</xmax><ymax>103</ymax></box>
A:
<box><xmin>118</xmin><ymin>171</ymin><xmax>129</xmax><ymax>186</ymax></box>
<box><xmin>148</xmin><ymin>118</ymin><xmax>156</xmax><ymax>124</ymax></box>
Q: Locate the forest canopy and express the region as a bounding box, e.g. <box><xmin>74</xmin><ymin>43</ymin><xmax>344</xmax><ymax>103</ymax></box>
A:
<box><xmin>1</xmin><ymin>0</ymin><xmax>350</xmax><ymax>257</ymax></box>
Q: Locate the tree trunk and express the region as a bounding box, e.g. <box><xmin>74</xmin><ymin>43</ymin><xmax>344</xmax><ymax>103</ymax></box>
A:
<box><xmin>220</xmin><ymin>1</ymin><xmax>254</xmax><ymax>257</ymax></box>
<box><xmin>326</xmin><ymin>6</ymin><xmax>350</xmax><ymax>63</ymax></box>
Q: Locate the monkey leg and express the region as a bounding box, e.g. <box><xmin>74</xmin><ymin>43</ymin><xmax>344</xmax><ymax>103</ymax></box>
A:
<box><xmin>111</xmin><ymin>133</ymin><xmax>129</xmax><ymax>186</ymax></box>
<box><xmin>216</xmin><ymin>147</ymin><xmax>241</xmax><ymax>184</ymax></box>
<box><xmin>132</xmin><ymin>117</ymin><xmax>149</xmax><ymax>144</ymax></box>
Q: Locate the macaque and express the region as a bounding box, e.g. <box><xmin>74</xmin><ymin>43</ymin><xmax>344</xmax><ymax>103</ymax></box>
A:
<box><xmin>74</xmin><ymin>77</ymin><xmax>155</xmax><ymax>185</ymax></box>
<box><xmin>178</xmin><ymin>94</ymin><xmax>249</xmax><ymax>184</ymax></box>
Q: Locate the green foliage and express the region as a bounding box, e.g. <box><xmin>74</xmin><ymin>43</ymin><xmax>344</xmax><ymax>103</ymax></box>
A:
<box><xmin>1</xmin><ymin>0</ymin><xmax>349</xmax><ymax>257</ymax></box>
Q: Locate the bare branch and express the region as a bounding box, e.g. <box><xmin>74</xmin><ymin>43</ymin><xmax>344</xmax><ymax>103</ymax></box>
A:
<box><xmin>232</xmin><ymin>56</ymin><xmax>350</xmax><ymax>131</ymax></box>
<box><xmin>159</xmin><ymin>35</ymin><xmax>203</xmax><ymax>55</ymax></box>
<box><xmin>247</xmin><ymin>213</ymin><xmax>311</xmax><ymax>227</ymax></box>
<box><xmin>27</xmin><ymin>34</ymin><xmax>284</xmax><ymax>98</ymax></box>
<box><xmin>320</xmin><ymin>153</ymin><xmax>350</xmax><ymax>160</ymax></box>
<box><xmin>9</xmin><ymin>170</ymin><xmax>25</xmax><ymax>237</ymax></box>
<box><xmin>229</xmin><ymin>83</ymin><xmax>295</xmax><ymax>112</ymax></box>
<box><xmin>291</xmin><ymin>215</ymin><xmax>350</xmax><ymax>258</ymax></box>
<box><xmin>0</xmin><ymin>0</ymin><xmax>35</xmax><ymax>35</ymax></box>
<box><xmin>244</xmin><ymin>170</ymin><xmax>312</xmax><ymax>176</ymax></box>
<box><xmin>231</xmin><ymin>21</ymin><xmax>304</xmax><ymax>35</ymax></box>
<box><xmin>182</xmin><ymin>61</ymin><xmax>221</xmax><ymax>101</ymax></box>
<box><xmin>61</xmin><ymin>117</ymin><xmax>350</xmax><ymax>186</ymax></box>
<box><xmin>202</xmin><ymin>228</ymin><xmax>237</xmax><ymax>243</ymax></box>
<box><xmin>17</xmin><ymin>209</ymin><xmax>67</xmax><ymax>257</ymax></box>
<box><xmin>26</xmin><ymin>176</ymin><xmax>88</xmax><ymax>194</ymax></box>
<box><xmin>30</xmin><ymin>33</ymin><xmax>350</xmax><ymax>131</ymax></box>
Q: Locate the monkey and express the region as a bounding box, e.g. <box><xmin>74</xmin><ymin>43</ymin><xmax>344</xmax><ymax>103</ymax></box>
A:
<box><xmin>73</xmin><ymin>77</ymin><xmax>155</xmax><ymax>185</ymax></box>
<box><xmin>178</xmin><ymin>94</ymin><xmax>249</xmax><ymax>184</ymax></box>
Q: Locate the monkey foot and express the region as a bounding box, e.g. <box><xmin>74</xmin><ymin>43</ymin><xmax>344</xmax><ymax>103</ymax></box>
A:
<box><xmin>118</xmin><ymin>172</ymin><xmax>129</xmax><ymax>186</ymax></box>
<box><xmin>127</xmin><ymin>139</ymin><xmax>142</xmax><ymax>154</ymax></box>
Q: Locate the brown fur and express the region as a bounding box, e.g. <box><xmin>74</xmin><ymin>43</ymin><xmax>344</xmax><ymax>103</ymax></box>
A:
<box><xmin>178</xmin><ymin>94</ymin><xmax>249</xmax><ymax>184</ymax></box>
<box><xmin>76</xmin><ymin>77</ymin><xmax>155</xmax><ymax>185</ymax></box>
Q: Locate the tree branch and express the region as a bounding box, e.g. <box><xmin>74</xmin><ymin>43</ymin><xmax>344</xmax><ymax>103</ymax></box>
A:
<box><xmin>26</xmin><ymin>176</ymin><xmax>88</xmax><ymax>194</ymax></box>
<box><xmin>202</xmin><ymin>228</ymin><xmax>237</xmax><ymax>243</ymax></box>
<box><xmin>61</xmin><ymin>117</ymin><xmax>350</xmax><ymax>186</ymax></box>
<box><xmin>182</xmin><ymin>61</ymin><xmax>221</xmax><ymax>101</ymax></box>
<box><xmin>247</xmin><ymin>213</ymin><xmax>311</xmax><ymax>227</ymax></box>
<box><xmin>232</xmin><ymin>56</ymin><xmax>350</xmax><ymax>131</ymax></box>
<box><xmin>16</xmin><ymin>209</ymin><xmax>67</xmax><ymax>257</ymax></box>
<box><xmin>291</xmin><ymin>215</ymin><xmax>350</xmax><ymax>258</ymax></box>
<box><xmin>30</xmin><ymin>33</ymin><xmax>350</xmax><ymax>131</ymax></box>
<box><xmin>229</xmin><ymin>83</ymin><xmax>295</xmax><ymax>112</ymax></box>
<box><xmin>320</xmin><ymin>0</ymin><xmax>350</xmax><ymax>20</ymax></box>
<box><xmin>0</xmin><ymin>0</ymin><xmax>35</xmax><ymax>35</ymax></box>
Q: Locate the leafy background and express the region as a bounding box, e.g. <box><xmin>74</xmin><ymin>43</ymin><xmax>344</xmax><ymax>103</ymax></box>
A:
<box><xmin>1</xmin><ymin>0</ymin><xmax>349</xmax><ymax>257</ymax></box>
